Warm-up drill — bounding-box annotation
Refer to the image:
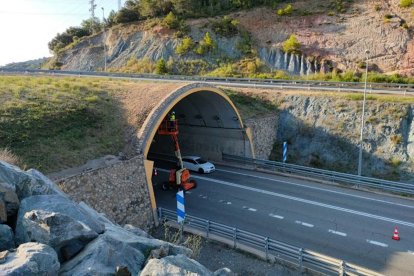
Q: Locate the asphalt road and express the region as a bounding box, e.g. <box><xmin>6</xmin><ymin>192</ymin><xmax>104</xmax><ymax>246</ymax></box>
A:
<box><xmin>153</xmin><ymin>162</ymin><xmax>414</xmax><ymax>275</ymax></box>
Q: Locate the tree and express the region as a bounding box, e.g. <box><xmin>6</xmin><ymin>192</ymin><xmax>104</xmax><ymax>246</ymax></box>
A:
<box><xmin>156</xmin><ymin>58</ymin><xmax>168</xmax><ymax>74</ymax></box>
<box><xmin>283</xmin><ymin>34</ymin><xmax>301</xmax><ymax>54</ymax></box>
<box><xmin>195</xmin><ymin>32</ymin><xmax>216</xmax><ymax>55</ymax></box>
<box><xmin>115</xmin><ymin>7</ymin><xmax>141</xmax><ymax>23</ymax></box>
<box><xmin>162</xmin><ymin>11</ymin><xmax>180</xmax><ymax>29</ymax></box>
<box><xmin>81</xmin><ymin>18</ymin><xmax>102</xmax><ymax>34</ymax></box>
<box><xmin>48</xmin><ymin>26</ymin><xmax>91</xmax><ymax>53</ymax></box>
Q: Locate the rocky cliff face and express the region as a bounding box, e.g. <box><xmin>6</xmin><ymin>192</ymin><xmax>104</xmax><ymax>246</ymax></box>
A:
<box><xmin>231</xmin><ymin>88</ymin><xmax>414</xmax><ymax>182</ymax></box>
<box><xmin>54</xmin><ymin>0</ymin><xmax>414</xmax><ymax>75</ymax></box>
<box><xmin>59</xmin><ymin>23</ymin><xmax>243</xmax><ymax>72</ymax></box>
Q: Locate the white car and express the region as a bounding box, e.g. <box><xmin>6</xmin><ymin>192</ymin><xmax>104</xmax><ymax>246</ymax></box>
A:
<box><xmin>181</xmin><ymin>156</ymin><xmax>215</xmax><ymax>173</ymax></box>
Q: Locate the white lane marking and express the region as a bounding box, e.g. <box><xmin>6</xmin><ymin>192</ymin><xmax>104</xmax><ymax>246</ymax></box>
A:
<box><xmin>226</xmin><ymin>202</ymin><xmax>232</xmax><ymax>205</ymax></box>
<box><xmin>367</xmin><ymin>240</ymin><xmax>388</xmax><ymax>248</ymax></box>
<box><xmin>190</xmin><ymin>174</ymin><xmax>414</xmax><ymax>228</ymax></box>
<box><xmin>269</xmin><ymin>213</ymin><xmax>284</xmax><ymax>219</ymax></box>
<box><xmin>186</xmin><ymin>191</ymin><xmax>192</xmax><ymax>194</ymax></box>
<box><xmin>328</xmin><ymin>229</ymin><xmax>347</xmax><ymax>237</ymax></box>
<box><xmin>215</xmin><ymin>168</ymin><xmax>414</xmax><ymax>209</ymax></box>
<box><xmin>295</xmin><ymin>220</ymin><xmax>314</xmax><ymax>228</ymax></box>
<box><xmin>242</xmin><ymin>206</ymin><xmax>257</xmax><ymax>212</ymax></box>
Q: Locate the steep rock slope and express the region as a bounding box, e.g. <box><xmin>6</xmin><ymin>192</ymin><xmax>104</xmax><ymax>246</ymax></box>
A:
<box><xmin>53</xmin><ymin>0</ymin><xmax>414</xmax><ymax>75</ymax></box>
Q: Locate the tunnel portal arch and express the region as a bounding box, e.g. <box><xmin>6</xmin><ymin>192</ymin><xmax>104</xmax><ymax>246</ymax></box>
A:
<box><xmin>139</xmin><ymin>83</ymin><xmax>255</xmax><ymax>220</ymax></box>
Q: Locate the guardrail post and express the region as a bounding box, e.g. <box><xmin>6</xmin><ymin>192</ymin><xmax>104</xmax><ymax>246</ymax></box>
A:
<box><xmin>264</xmin><ymin>237</ymin><xmax>269</xmax><ymax>261</ymax></box>
<box><xmin>157</xmin><ymin>208</ymin><xmax>162</xmax><ymax>222</ymax></box>
<box><xmin>233</xmin><ymin>228</ymin><xmax>237</xmax><ymax>248</ymax></box>
<box><xmin>298</xmin><ymin>248</ymin><xmax>303</xmax><ymax>272</ymax></box>
<box><xmin>339</xmin><ymin>260</ymin><xmax>346</xmax><ymax>276</ymax></box>
<box><xmin>206</xmin><ymin>220</ymin><xmax>210</xmax><ymax>238</ymax></box>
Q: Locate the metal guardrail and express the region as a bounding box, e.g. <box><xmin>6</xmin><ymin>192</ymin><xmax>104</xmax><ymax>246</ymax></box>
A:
<box><xmin>1</xmin><ymin>68</ymin><xmax>414</xmax><ymax>96</ymax></box>
<box><xmin>158</xmin><ymin>207</ymin><xmax>383</xmax><ymax>276</ymax></box>
<box><xmin>222</xmin><ymin>154</ymin><xmax>414</xmax><ymax>196</ymax></box>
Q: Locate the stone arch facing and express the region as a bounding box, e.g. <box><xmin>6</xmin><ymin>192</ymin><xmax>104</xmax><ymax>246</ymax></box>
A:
<box><xmin>138</xmin><ymin>83</ymin><xmax>255</xmax><ymax>219</ymax></box>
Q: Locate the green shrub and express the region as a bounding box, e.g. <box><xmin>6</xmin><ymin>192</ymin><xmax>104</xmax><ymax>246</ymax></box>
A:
<box><xmin>176</xmin><ymin>36</ymin><xmax>195</xmax><ymax>55</ymax></box>
<box><xmin>283</xmin><ymin>34</ymin><xmax>301</xmax><ymax>54</ymax></box>
<box><xmin>400</xmin><ymin>0</ymin><xmax>412</xmax><ymax>8</ymax></box>
<box><xmin>162</xmin><ymin>11</ymin><xmax>180</xmax><ymax>29</ymax></box>
<box><xmin>277</xmin><ymin>4</ymin><xmax>293</xmax><ymax>16</ymax></box>
<box><xmin>156</xmin><ymin>58</ymin><xmax>168</xmax><ymax>74</ymax></box>
<box><xmin>236</xmin><ymin>30</ymin><xmax>252</xmax><ymax>55</ymax></box>
<box><xmin>212</xmin><ymin>16</ymin><xmax>239</xmax><ymax>37</ymax></box>
<box><xmin>195</xmin><ymin>32</ymin><xmax>216</xmax><ymax>55</ymax></box>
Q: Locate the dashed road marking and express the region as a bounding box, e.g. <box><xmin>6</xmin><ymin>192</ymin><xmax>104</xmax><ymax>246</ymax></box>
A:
<box><xmin>243</xmin><ymin>206</ymin><xmax>257</xmax><ymax>212</ymax></box>
<box><xmin>198</xmin><ymin>194</ymin><xmax>207</xmax><ymax>199</ymax></box>
<box><xmin>191</xmin><ymin>174</ymin><xmax>414</xmax><ymax>228</ymax></box>
<box><xmin>186</xmin><ymin>191</ymin><xmax>192</xmax><ymax>194</ymax></box>
<box><xmin>366</xmin><ymin>240</ymin><xmax>388</xmax><ymax>248</ymax></box>
<box><xmin>226</xmin><ymin>202</ymin><xmax>232</xmax><ymax>205</ymax></box>
<box><xmin>295</xmin><ymin>220</ymin><xmax>314</xmax><ymax>228</ymax></box>
<box><xmin>269</xmin><ymin>213</ymin><xmax>284</xmax><ymax>219</ymax></box>
<box><xmin>215</xmin><ymin>168</ymin><xmax>414</xmax><ymax>209</ymax></box>
<box><xmin>219</xmin><ymin>200</ymin><xmax>232</xmax><ymax>205</ymax></box>
<box><xmin>328</xmin><ymin>229</ymin><xmax>347</xmax><ymax>237</ymax></box>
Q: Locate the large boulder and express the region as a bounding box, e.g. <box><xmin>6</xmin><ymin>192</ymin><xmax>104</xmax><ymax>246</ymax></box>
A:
<box><xmin>0</xmin><ymin>161</ymin><xmax>65</xmax><ymax>200</ymax></box>
<box><xmin>0</xmin><ymin>224</ymin><xmax>15</xmax><ymax>251</ymax></box>
<box><xmin>0</xmin><ymin>182</ymin><xmax>19</xmax><ymax>218</ymax></box>
<box><xmin>0</xmin><ymin>242</ymin><xmax>60</xmax><ymax>275</ymax></box>
<box><xmin>140</xmin><ymin>254</ymin><xmax>213</xmax><ymax>276</ymax></box>
<box><xmin>15</xmin><ymin>195</ymin><xmax>105</xmax><ymax>245</ymax></box>
<box><xmin>18</xmin><ymin>209</ymin><xmax>99</xmax><ymax>262</ymax></box>
<box><xmin>60</xmin><ymin>224</ymin><xmax>192</xmax><ymax>275</ymax></box>
<box><xmin>124</xmin><ymin>224</ymin><xmax>153</xmax><ymax>238</ymax></box>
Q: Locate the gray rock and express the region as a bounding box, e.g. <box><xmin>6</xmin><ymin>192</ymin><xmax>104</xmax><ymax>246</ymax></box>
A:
<box><xmin>0</xmin><ymin>182</ymin><xmax>19</xmax><ymax>218</ymax></box>
<box><xmin>18</xmin><ymin>209</ymin><xmax>98</xmax><ymax>262</ymax></box>
<box><xmin>59</xmin><ymin>226</ymin><xmax>146</xmax><ymax>276</ymax></box>
<box><xmin>0</xmin><ymin>224</ymin><xmax>15</xmax><ymax>251</ymax></box>
<box><xmin>60</xmin><ymin>224</ymin><xmax>192</xmax><ymax>275</ymax></box>
<box><xmin>0</xmin><ymin>161</ymin><xmax>65</xmax><ymax>200</ymax></box>
<box><xmin>78</xmin><ymin>201</ymin><xmax>114</xmax><ymax>226</ymax></box>
<box><xmin>15</xmin><ymin>195</ymin><xmax>104</xmax><ymax>245</ymax></box>
<box><xmin>124</xmin><ymin>224</ymin><xmax>153</xmax><ymax>238</ymax></box>
<box><xmin>0</xmin><ymin>242</ymin><xmax>60</xmax><ymax>275</ymax></box>
<box><xmin>140</xmin><ymin>254</ymin><xmax>213</xmax><ymax>276</ymax></box>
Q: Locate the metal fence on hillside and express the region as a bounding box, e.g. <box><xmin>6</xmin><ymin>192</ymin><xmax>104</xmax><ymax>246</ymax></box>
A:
<box><xmin>158</xmin><ymin>208</ymin><xmax>383</xmax><ymax>276</ymax></box>
<box><xmin>222</xmin><ymin>154</ymin><xmax>414</xmax><ymax>196</ymax></box>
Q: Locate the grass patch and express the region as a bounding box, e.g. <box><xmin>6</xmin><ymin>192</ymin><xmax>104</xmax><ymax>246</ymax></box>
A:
<box><xmin>0</xmin><ymin>75</ymin><xmax>125</xmax><ymax>172</ymax></box>
<box><xmin>223</xmin><ymin>89</ymin><xmax>277</xmax><ymax>118</ymax></box>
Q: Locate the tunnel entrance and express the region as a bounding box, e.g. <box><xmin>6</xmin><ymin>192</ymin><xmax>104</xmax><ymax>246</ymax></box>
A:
<box><xmin>139</xmin><ymin>84</ymin><xmax>254</xmax><ymax>221</ymax></box>
<box><xmin>147</xmin><ymin>90</ymin><xmax>253</xmax><ymax>161</ymax></box>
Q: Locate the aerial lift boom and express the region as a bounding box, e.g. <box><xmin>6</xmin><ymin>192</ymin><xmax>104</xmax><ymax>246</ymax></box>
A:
<box><xmin>157</xmin><ymin>117</ymin><xmax>196</xmax><ymax>191</ymax></box>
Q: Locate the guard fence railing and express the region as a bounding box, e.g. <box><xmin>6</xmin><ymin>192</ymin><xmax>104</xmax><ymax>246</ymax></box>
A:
<box><xmin>2</xmin><ymin>68</ymin><xmax>414</xmax><ymax>95</ymax></box>
<box><xmin>158</xmin><ymin>207</ymin><xmax>383</xmax><ymax>276</ymax></box>
<box><xmin>222</xmin><ymin>154</ymin><xmax>414</xmax><ymax>196</ymax></box>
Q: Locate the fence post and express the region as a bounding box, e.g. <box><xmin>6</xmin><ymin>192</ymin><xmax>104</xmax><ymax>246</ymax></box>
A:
<box><xmin>339</xmin><ymin>260</ymin><xmax>346</xmax><ymax>276</ymax></box>
<box><xmin>206</xmin><ymin>220</ymin><xmax>210</xmax><ymax>238</ymax></box>
<box><xmin>233</xmin><ymin>228</ymin><xmax>237</xmax><ymax>248</ymax></box>
<box><xmin>264</xmin><ymin>237</ymin><xmax>269</xmax><ymax>261</ymax></box>
<box><xmin>298</xmin><ymin>248</ymin><xmax>303</xmax><ymax>272</ymax></box>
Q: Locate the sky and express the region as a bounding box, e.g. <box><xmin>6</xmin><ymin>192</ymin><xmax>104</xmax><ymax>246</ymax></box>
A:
<box><xmin>0</xmin><ymin>0</ymin><xmax>122</xmax><ymax>66</ymax></box>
